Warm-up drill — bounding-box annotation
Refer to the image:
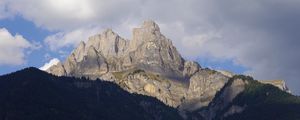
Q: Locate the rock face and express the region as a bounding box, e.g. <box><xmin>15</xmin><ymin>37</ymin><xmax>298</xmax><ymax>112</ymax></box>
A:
<box><xmin>182</xmin><ymin>70</ymin><xmax>229</xmax><ymax>111</ymax></box>
<box><xmin>217</xmin><ymin>70</ymin><xmax>234</xmax><ymax>78</ymax></box>
<box><xmin>46</xmin><ymin>20</ymin><xmax>288</xmax><ymax>113</ymax></box>
<box><xmin>129</xmin><ymin>21</ymin><xmax>185</xmax><ymax>78</ymax></box>
<box><xmin>183</xmin><ymin>61</ymin><xmax>200</xmax><ymax>77</ymax></box>
<box><xmin>200</xmin><ymin>78</ymin><xmax>248</xmax><ymax>120</ymax></box>
<box><xmin>258</xmin><ymin>80</ymin><xmax>290</xmax><ymax>93</ymax></box>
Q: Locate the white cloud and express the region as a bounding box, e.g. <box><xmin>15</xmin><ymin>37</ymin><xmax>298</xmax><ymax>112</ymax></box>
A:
<box><xmin>39</xmin><ymin>58</ymin><xmax>60</xmax><ymax>71</ymax></box>
<box><xmin>0</xmin><ymin>28</ymin><xmax>38</xmax><ymax>65</ymax></box>
<box><xmin>43</xmin><ymin>19</ymin><xmax>138</xmax><ymax>51</ymax></box>
<box><xmin>44</xmin><ymin>26</ymin><xmax>102</xmax><ymax>51</ymax></box>
<box><xmin>3</xmin><ymin>0</ymin><xmax>140</xmax><ymax>30</ymax></box>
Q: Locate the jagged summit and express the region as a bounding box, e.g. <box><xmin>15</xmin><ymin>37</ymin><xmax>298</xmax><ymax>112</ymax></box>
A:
<box><xmin>48</xmin><ymin>20</ymin><xmax>186</xmax><ymax>79</ymax></box>
<box><xmin>47</xmin><ymin>20</ymin><xmax>217</xmax><ymax>109</ymax></box>
<box><xmin>141</xmin><ymin>20</ymin><xmax>160</xmax><ymax>31</ymax></box>
<box><xmin>103</xmin><ymin>28</ymin><xmax>114</xmax><ymax>34</ymax></box>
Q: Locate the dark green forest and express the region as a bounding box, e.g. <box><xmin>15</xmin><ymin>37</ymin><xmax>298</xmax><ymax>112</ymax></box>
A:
<box><xmin>220</xmin><ymin>75</ymin><xmax>300</xmax><ymax>120</ymax></box>
<box><xmin>0</xmin><ymin>67</ymin><xmax>182</xmax><ymax>120</ymax></box>
<box><xmin>0</xmin><ymin>67</ymin><xmax>300</xmax><ymax>120</ymax></box>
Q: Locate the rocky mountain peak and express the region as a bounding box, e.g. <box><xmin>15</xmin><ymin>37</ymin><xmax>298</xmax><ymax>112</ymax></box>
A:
<box><xmin>84</xmin><ymin>28</ymin><xmax>129</xmax><ymax>58</ymax></box>
<box><xmin>73</xmin><ymin>41</ymin><xmax>86</xmax><ymax>62</ymax></box>
<box><xmin>102</xmin><ymin>28</ymin><xmax>117</xmax><ymax>37</ymax></box>
<box><xmin>46</xmin><ymin>21</ymin><xmax>226</xmax><ymax>109</ymax></box>
<box><xmin>49</xmin><ymin>20</ymin><xmax>185</xmax><ymax>76</ymax></box>
<box><xmin>141</xmin><ymin>20</ymin><xmax>160</xmax><ymax>32</ymax></box>
<box><xmin>130</xmin><ymin>20</ymin><xmax>162</xmax><ymax>50</ymax></box>
<box><xmin>127</xmin><ymin>21</ymin><xmax>186</xmax><ymax>78</ymax></box>
<box><xmin>46</xmin><ymin>20</ymin><xmax>291</xmax><ymax>113</ymax></box>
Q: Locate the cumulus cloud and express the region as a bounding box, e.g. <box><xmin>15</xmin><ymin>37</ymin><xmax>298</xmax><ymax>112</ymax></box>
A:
<box><xmin>3</xmin><ymin>0</ymin><xmax>140</xmax><ymax>30</ymax></box>
<box><xmin>44</xmin><ymin>19</ymin><xmax>140</xmax><ymax>51</ymax></box>
<box><xmin>0</xmin><ymin>28</ymin><xmax>38</xmax><ymax>65</ymax></box>
<box><xmin>44</xmin><ymin>26</ymin><xmax>102</xmax><ymax>51</ymax></box>
<box><xmin>39</xmin><ymin>58</ymin><xmax>60</xmax><ymax>71</ymax></box>
<box><xmin>1</xmin><ymin>0</ymin><xmax>300</xmax><ymax>94</ymax></box>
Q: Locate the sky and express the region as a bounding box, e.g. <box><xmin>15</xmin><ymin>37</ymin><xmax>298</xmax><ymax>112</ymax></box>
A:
<box><xmin>0</xmin><ymin>0</ymin><xmax>299</xmax><ymax>95</ymax></box>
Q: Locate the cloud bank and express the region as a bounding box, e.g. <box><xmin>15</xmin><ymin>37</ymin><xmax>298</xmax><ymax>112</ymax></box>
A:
<box><xmin>0</xmin><ymin>28</ymin><xmax>38</xmax><ymax>65</ymax></box>
<box><xmin>1</xmin><ymin>0</ymin><xmax>300</xmax><ymax>94</ymax></box>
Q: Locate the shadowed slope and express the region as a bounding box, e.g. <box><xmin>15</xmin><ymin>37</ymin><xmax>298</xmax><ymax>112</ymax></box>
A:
<box><xmin>0</xmin><ymin>67</ymin><xmax>183</xmax><ymax>120</ymax></box>
<box><xmin>194</xmin><ymin>75</ymin><xmax>300</xmax><ymax>120</ymax></box>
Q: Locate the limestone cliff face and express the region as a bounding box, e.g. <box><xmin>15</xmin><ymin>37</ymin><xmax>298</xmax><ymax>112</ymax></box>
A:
<box><xmin>258</xmin><ymin>80</ymin><xmax>290</xmax><ymax>93</ymax></box>
<box><xmin>182</xmin><ymin>70</ymin><xmax>229</xmax><ymax>111</ymax></box>
<box><xmin>200</xmin><ymin>78</ymin><xmax>248</xmax><ymax>120</ymax></box>
<box><xmin>46</xmin><ymin>20</ymin><xmax>288</xmax><ymax>113</ymax></box>
<box><xmin>128</xmin><ymin>21</ymin><xmax>185</xmax><ymax>79</ymax></box>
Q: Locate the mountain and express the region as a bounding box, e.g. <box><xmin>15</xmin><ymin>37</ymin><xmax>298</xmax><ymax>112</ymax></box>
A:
<box><xmin>1</xmin><ymin>68</ymin><xmax>299</xmax><ymax>120</ymax></box>
<box><xmin>43</xmin><ymin>20</ymin><xmax>300</xmax><ymax>119</ymax></box>
<box><xmin>194</xmin><ymin>75</ymin><xmax>300</xmax><ymax>120</ymax></box>
<box><xmin>0</xmin><ymin>67</ymin><xmax>183</xmax><ymax>120</ymax></box>
<box><xmin>47</xmin><ymin>20</ymin><xmax>230</xmax><ymax>110</ymax></box>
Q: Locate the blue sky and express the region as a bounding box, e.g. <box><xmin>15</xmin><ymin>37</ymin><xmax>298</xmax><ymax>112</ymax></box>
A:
<box><xmin>0</xmin><ymin>0</ymin><xmax>299</xmax><ymax>95</ymax></box>
<box><xmin>0</xmin><ymin>16</ymin><xmax>248</xmax><ymax>75</ymax></box>
<box><xmin>0</xmin><ymin>16</ymin><xmax>47</xmax><ymax>74</ymax></box>
<box><xmin>0</xmin><ymin>16</ymin><xmax>67</xmax><ymax>74</ymax></box>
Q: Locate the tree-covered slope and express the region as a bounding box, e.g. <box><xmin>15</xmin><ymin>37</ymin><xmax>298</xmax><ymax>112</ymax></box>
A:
<box><xmin>201</xmin><ymin>75</ymin><xmax>300</xmax><ymax>120</ymax></box>
<box><xmin>224</xmin><ymin>76</ymin><xmax>300</xmax><ymax>120</ymax></box>
<box><xmin>0</xmin><ymin>67</ymin><xmax>183</xmax><ymax>120</ymax></box>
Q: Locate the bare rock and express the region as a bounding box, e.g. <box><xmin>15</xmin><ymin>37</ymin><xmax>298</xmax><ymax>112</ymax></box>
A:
<box><xmin>144</xmin><ymin>84</ymin><xmax>157</xmax><ymax>94</ymax></box>
<box><xmin>259</xmin><ymin>80</ymin><xmax>290</xmax><ymax>93</ymax></box>
<box><xmin>76</xmin><ymin>46</ymin><xmax>108</xmax><ymax>78</ymax></box>
<box><xmin>183</xmin><ymin>61</ymin><xmax>201</xmax><ymax>77</ymax></box>
<box><xmin>73</xmin><ymin>41</ymin><xmax>86</xmax><ymax>62</ymax></box>
<box><xmin>182</xmin><ymin>69</ymin><xmax>229</xmax><ymax>111</ymax></box>
<box><xmin>217</xmin><ymin>70</ymin><xmax>234</xmax><ymax>78</ymax></box>
<box><xmin>127</xmin><ymin>20</ymin><xmax>185</xmax><ymax>79</ymax></box>
<box><xmin>200</xmin><ymin>78</ymin><xmax>248</xmax><ymax>120</ymax></box>
<box><xmin>46</xmin><ymin>62</ymin><xmax>66</xmax><ymax>76</ymax></box>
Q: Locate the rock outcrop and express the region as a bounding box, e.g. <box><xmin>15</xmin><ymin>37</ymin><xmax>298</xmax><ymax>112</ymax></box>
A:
<box><xmin>182</xmin><ymin>70</ymin><xmax>229</xmax><ymax>111</ymax></box>
<box><xmin>200</xmin><ymin>78</ymin><xmax>248</xmax><ymax>120</ymax></box>
<box><xmin>259</xmin><ymin>80</ymin><xmax>290</xmax><ymax>93</ymax></box>
<box><xmin>217</xmin><ymin>70</ymin><xmax>235</xmax><ymax>78</ymax></box>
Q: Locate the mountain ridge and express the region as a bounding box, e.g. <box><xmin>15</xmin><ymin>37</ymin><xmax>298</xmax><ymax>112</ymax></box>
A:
<box><xmin>0</xmin><ymin>67</ymin><xmax>183</xmax><ymax>120</ymax></box>
<box><xmin>46</xmin><ymin>20</ymin><xmax>292</xmax><ymax>118</ymax></box>
<box><xmin>2</xmin><ymin>67</ymin><xmax>300</xmax><ymax>120</ymax></box>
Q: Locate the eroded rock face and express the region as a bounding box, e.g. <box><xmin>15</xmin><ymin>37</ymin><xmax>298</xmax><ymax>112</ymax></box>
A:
<box><xmin>46</xmin><ymin>62</ymin><xmax>66</xmax><ymax>76</ymax></box>
<box><xmin>258</xmin><ymin>80</ymin><xmax>290</xmax><ymax>93</ymax></box>
<box><xmin>116</xmin><ymin>70</ymin><xmax>188</xmax><ymax>107</ymax></box>
<box><xmin>217</xmin><ymin>70</ymin><xmax>234</xmax><ymax>78</ymax></box>
<box><xmin>128</xmin><ymin>20</ymin><xmax>185</xmax><ymax>79</ymax></box>
<box><xmin>180</xmin><ymin>70</ymin><xmax>229</xmax><ymax>111</ymax></box>
<box><xmin>183</xmin><ymin>61</ymin><xmax>201</xmax><ymax>77</ymax></box>
<box><xmin>144</xmin><ymin>84</ymin><xmax>157</xmax><ymax>94</ymax></box>
<box><xmin>86</xmin><ymin>29</ymin><xmax>129</xmax><ymax>58</ymax></box>
<box><xmin>76</xmin><ymin>46</ymin><xmax>108</xmax><ymax>79</ymax></box>
<box><xmin>200</xmin><ymin>78</ymin><xmax>248</xmax><ymax>120</ymax></box>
